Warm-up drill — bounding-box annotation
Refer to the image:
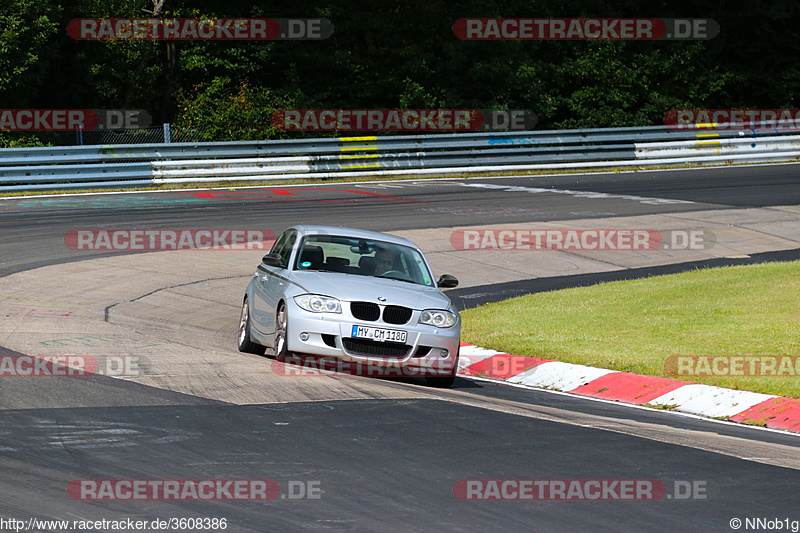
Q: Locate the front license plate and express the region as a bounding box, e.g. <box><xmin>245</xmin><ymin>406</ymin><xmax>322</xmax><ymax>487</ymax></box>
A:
<box><xmin>351</xmin><ymin>325</ymin><xmax>407</xmax><ymax>343</ymax></box>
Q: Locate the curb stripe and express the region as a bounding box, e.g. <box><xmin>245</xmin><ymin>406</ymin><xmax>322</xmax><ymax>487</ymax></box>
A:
<box><xmin>457</xmin><ymin>344</ymin><xmax>506</xmax><ymax>371</ymax></box>
<box><xmin>647</xmin><ymin>384</ymin><xmax>777</xmax><ymax>419</ymax></box>
<box><xmin>456</xmin><ymin>344</ymin><xmax>800</xmax><ymax>433</ymax></box>
<box><xmin>729</xmin><ymin>397</ymin><xmax>800</xmax><ymax>432</ymax></box>
<box><xmin>462</xmin><ymin>353</ymin><xmax>548</xmax><ymax>380</ymax></box>
<box><xmin>509</xmin><ymin>361</ymin><xmax>615</xmax><ymax>391</ymax></box>
<box><xmin>568</xmin><ymin>372</ymin><xmax>691</xmax><ymax>404</ymax></box>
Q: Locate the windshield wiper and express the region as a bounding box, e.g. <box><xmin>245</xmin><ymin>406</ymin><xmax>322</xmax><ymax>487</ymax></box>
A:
<box><xmin>380</xmin><ymin>276</ymin><xmax>417</xmax><ymax>284</ymax></box>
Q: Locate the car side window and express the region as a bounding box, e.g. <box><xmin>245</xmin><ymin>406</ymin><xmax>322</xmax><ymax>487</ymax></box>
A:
<box><xmin>270</xmin><ymin>231</ymin><xmax>287</xmax><ymax>255</ymax></box>
<box><xmin>278</xmin><ymin>231</ymin><xmax>297</xmax><ymax>267</ymax></box>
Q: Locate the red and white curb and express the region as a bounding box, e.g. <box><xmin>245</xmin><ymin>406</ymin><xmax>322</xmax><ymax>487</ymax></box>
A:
<box><xmin>457</xmin><ymin>342</ymin><xmax>800</xmax><ymax>433</ymax></box>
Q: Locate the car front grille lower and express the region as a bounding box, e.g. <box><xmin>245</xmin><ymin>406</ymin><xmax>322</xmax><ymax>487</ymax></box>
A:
<box><xmin>342</xmin><ymin>338</ymin><xmax>411</xmax><ymax>357</ymax></box>
<box><xmin>321</xmin><ymin>334</ymin><xmax>337</xmax><ymax>348</ymax></box>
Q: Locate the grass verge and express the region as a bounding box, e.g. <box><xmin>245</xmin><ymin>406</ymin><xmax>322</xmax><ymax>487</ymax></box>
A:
<box><xmin>461</xmin><ymin>261</ymin><xmax>800</xmax><ymax>398</ymax></box>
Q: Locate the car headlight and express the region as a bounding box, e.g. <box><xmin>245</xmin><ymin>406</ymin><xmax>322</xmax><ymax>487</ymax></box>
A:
<box><xmin>419</xmin><ymin>309</ymin><xmax>458</xmax><ymax>328</ymax></box>
<box><xmin>294</xmin><ymin>294</ymin><xmax>342</xmax><ymax>313</ymax></box>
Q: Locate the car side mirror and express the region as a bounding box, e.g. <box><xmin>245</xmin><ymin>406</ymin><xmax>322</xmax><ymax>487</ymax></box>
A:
<box><xmin>437</xmin><ymin>274</ymin><xmax>459</xmax><ymax>288</ymax></box>
<box><xmin>262</xmin><ymin>253</ymin><xmax>284</xmax><ymax>268</ymax></box>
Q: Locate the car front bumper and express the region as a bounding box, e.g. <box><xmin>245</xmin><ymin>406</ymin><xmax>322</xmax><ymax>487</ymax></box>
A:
<box><xmin>284</xmin><ymin>301</ymin><xmax>460</xmax><ymax>376</ymax></box>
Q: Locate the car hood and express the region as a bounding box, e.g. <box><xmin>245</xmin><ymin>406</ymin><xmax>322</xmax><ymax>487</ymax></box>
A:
<box><xmin>290</xmin><ymin>271</ymin><xmax>453</xmax><ymax>310</ymax></box>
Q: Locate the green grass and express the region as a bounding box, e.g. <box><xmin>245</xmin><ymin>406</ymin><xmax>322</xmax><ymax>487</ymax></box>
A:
<box><xmin>461</xmin><ymin>261</ymin><xmax>800</xmax><ymax>398</ymax></box>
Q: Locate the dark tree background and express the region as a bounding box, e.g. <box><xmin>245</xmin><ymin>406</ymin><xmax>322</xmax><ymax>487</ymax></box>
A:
<box><xmin>1</xmin><ymin>0</ymin><xmax>798</xmax><ymax>145</ymax></box>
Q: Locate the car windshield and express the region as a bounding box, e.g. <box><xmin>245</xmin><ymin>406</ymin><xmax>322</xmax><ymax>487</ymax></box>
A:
<box><xmin>294</xmin><ymin>235</ymin><xmax>434</xmax><ymax>286</ymax></box>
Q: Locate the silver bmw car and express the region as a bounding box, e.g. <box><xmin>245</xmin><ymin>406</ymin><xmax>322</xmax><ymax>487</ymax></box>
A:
<box><xmin>238</xmin><ymin>225</ymin><xmax>461</xmax><ymax>387</ymax></box>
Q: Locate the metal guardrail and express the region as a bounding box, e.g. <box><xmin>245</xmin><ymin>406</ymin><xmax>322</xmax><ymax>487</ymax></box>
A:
<box><xmin>1</xmin><ymin>124</ymin><xmax>799</xmax><ymax>192</ymax></box>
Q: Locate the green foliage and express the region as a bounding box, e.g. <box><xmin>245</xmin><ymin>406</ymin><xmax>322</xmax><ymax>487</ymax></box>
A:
<box><xmin>2</xmin><ymin>0</ymin><xmax>799</xmax><ymax>141</ymax></box>
<box><xmin>0</xmin><ymin>0</ymin><xmax>61</xmax><ymax>104</ymax></box>
<box><xmin>546</xmin><ymin>41</ymin><xmax>734</xmax><ymax>128</ymax></box>
<box><xmin>174</xmin><ymin>77</ymin><xmax>298</xmax><ymax>141</ymax></box>
<box><xmin>399</xmin><ymin>79</ymin><xmax>445</xmax><ymax>109</ymax></box>
<box><xmin>0</xmin><ymin>132</ymin><xmax>49</xmax><ymax>148</ymax></box>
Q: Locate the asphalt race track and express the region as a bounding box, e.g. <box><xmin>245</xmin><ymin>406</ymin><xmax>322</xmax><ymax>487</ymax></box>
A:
<box><xmin>1</xmin><ymin>164</ymin><xmax>799</xmax><ymax>532</ymax></box>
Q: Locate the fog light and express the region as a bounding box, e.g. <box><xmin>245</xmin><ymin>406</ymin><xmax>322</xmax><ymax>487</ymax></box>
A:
<box><xmin>299</xmin><ymin>332</ymin><xmax>310</xmax><ymax>342</ymax></box>
<box><xmin>440</xmin><ymin>349</ymin><xmax>449</xmax><ymax>357</ymax></box>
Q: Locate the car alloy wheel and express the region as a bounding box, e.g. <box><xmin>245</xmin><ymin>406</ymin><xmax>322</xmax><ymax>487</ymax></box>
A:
<box><xmin>237</xmin><ymin>297</ymin><xmax>266</xmax><ymax>356</ymax></box>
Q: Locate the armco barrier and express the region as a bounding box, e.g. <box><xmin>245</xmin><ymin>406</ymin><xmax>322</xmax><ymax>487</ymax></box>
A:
<box><xmin>1</xmin><ymin>124</ymin><xmax>799</xmax><ymax>191</ymax></box>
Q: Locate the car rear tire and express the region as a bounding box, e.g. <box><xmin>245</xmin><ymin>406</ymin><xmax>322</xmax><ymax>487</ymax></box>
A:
<box><xmin>238</xmin><ymin>297</ymin><xmax>266</xmax><ymax>355</ymax></box>
<box><xmin>274</xmin><ymin>302</ymin><xmax>291</xmax><ymax>360</ymax></box>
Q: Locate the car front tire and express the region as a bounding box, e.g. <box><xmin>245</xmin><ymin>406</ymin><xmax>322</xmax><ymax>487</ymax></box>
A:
<box><xmin>274</xmin><ymin>302</ymin><xmax>291</xmax><ymax>360</ymax></box>
<box><xmin>424</xmin><ymin>374</ymin><xmax>456</xmax><ymax>388</ymax></box>
<box><xmin>424</xmin><ymin>348</ymin><xmax>458</xmax><ymax>388</ymax></box>
<box><xmin>238</xmin><ymin>297</ymin><xmax>266</xmax><ymax>356</ymax></box>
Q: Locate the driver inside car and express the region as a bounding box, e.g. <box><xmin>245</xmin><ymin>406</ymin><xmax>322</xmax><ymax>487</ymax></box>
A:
<box><xmin>374</xmin><ymin>248</ymin><xmax>401</xmax><ymax>276</ymax></box>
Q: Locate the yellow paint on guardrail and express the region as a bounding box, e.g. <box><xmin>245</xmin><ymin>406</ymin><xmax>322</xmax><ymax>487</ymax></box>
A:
<box><xmin>339</xmin><ymin>136</ymin><xmax>378</xmax><ymax>152</ymax></box>
<box><xmin>341</xmin><ymin>163</ymin><xmax>382</xmax><ymax>169</ymax></box>
<box><xmin>338</xmin><ymin>154</ymin><xmax>379</xmax><ymax>160</ymax></box>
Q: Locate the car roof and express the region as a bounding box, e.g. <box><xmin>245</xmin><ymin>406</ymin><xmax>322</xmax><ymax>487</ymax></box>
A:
<box><xmin>288</xmin><ymin>225</ymin><xmax>419</xmax><ymax>248</ymax></box>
